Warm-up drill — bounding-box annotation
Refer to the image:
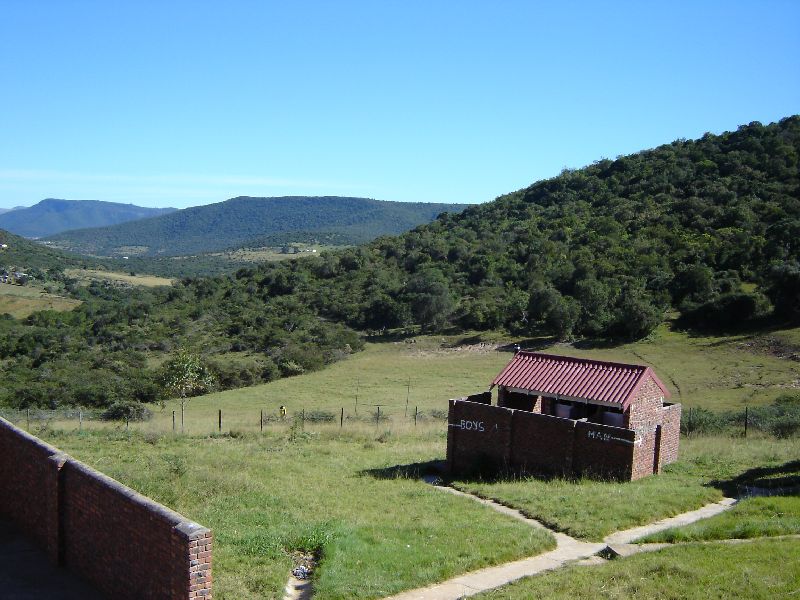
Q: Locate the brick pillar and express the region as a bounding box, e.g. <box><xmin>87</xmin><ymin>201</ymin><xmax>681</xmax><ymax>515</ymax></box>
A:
<box><xmin>172</xmin><ymin>522</ymin><xmax>213</xmax><ymax>599</ymax></box>
<box><xmin>45</xmin><ymin>452</ymin><xmax>68</xmax><ymax>566</ymax></box>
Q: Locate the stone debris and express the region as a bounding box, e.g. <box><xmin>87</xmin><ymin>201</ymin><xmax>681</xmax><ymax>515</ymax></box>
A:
<box><xmin>292</xmin><ymin>565</ymin><xmax>312</xmax><ymax>580</ymax></box>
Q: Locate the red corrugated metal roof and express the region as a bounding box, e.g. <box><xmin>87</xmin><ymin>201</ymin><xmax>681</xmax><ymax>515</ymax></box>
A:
<box><xmin>491</xmin><ymin>351</ymin><xmax>670</xmax><ymax>409</ymax></box>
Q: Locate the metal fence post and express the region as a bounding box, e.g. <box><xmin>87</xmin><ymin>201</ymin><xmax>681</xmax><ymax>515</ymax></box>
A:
<box><xmin>340</xmin><ymin>407</ymin><xmax>344</xmax><ymax>428</ymax></box>
<box><xmin>260</xmin><ymin>409</ymin><xmax>264</xmax><ymax>432</ymax></box>
<box><xmin>172</xmin><ymin>410</ymin><xmax>176</xmax><ymax>433</ymax></box>
<box><xmin>414</xmin><ymin>406</ymin><xmax>418</xmax><ymax>427</ymax></box>
<box><xmin>218</xmin><ymin>409</ymin><xmax>222</xmax><ymax>433</ymax></box>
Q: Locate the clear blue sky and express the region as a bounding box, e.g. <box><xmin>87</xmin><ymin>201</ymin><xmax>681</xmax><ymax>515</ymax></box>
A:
<box><xmin>1</xmin><ymin>1</ymin><xmax>798</xmax><ymax>209</ymax></box>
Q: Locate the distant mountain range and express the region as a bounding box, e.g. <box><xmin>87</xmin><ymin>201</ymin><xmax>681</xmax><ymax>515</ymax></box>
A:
<box><xmin>43</xmin><ymin>196</ymin><xmax>468</xmax><ymax>257</ymax></box>
<box><xmin>0</xmin><ymin>199</ymin><xmax>177</xmax><ymax>238</ymax></box>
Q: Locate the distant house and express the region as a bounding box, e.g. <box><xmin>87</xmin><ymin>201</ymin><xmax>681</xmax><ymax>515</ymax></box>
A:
<box><xmin>447</xmin><ymin>352</ymin><xmax>681</xmax><ymax>481</ymax></box>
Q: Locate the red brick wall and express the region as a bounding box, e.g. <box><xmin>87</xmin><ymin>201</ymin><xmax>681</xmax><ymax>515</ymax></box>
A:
<box><xmin>573</xmin><ymin>421</ymin><xmax>636</xmax><ymax>480</ymax></box>
<box><xmin>625</xmin><ymin>376</ymin><xmax>665</xmax><ymax>433</ymax></box>
<box><xmin>660</xmin><ymin>403</ymin><xmax>682</xmax><ymax>465</ymax></box>
<box><xmin>448</xmin><ymin>401</ymin><xmax>639</xmax><ymax>481</ymax></box>
<box><xmin>0</xmin><ymin>417</ymin><xmax>212</xmax><ymax>599</ymax></box>
<box><xmin>448</xmin><ymin>400</ymin><xmax>513</xmax><ymax>474</ymax></box>
<box><xmin>0</xmin><ymin>419</ymin><xmax>62</xmax><ymax>561</ymax></box>
<box><xmin>510</xmin><ymin>410</ymin><xmax>575</xmax><ymax>475</ymax></box>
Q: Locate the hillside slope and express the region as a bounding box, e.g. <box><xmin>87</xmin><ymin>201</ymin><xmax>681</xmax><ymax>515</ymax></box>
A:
<box><xmin>44</xmin><ymin>196</ymin><xmax>467</xmax><ymax>256</ymax></box>
<box><xmin>0</xmin><ymin>199</ymin><xmax>176</xmax><ymax>238</ymax></box>
<box><xmin>243</xmin><ymin>116</ymin><xmax>800</xmax><ymax>339</ymax></box>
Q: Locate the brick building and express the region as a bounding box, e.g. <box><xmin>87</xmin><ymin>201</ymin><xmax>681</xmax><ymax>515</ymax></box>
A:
<box><xmin>447</xmin><ymin>352</ymin><xmax>681</xmax><ymax>481</ymax></box>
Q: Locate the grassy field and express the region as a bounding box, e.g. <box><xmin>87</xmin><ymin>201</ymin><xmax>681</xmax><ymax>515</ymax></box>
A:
<box><xmin>453</xmin><ymin>436</ymin><xmax>799</xmax><ymax>540</ymax></box>
<box><xmin>40</xmin><ymin>428</ymin><xmax>554</xmax><ymax>600</ymax></box>
<box><xmin>641</xmin><ymin>495</ymin><xmax>800</xmax><ymax>542</ymax></box>
<box><xmin>64</xmin><ymin>268</ymin><xmax>174</xmax><ymax>287</ymax></box>
<box><xmin>0</xmin><ymin>282</ymin><xmax>82</xmax><ymax>318</ymax></box>
<box><xmin>474</xmin><ymin>538</ymin><xmax>800</xmax><ymax>599</ymax></box>
<box><xmin>14</xmin><ymin>324</ymin><xmax>799</xmax><ymax>598</ymax></box>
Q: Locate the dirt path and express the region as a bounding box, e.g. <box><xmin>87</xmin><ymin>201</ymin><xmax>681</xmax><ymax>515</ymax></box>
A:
<box><xmin>380</xmin><ymin>484</ymin><xmax>737</xmax><ymax>600</ymax></box>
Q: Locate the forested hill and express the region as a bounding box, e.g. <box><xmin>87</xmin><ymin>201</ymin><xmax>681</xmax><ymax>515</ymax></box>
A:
<box><xmin>241</xmin><ymin>116</ymin><xmax>800</xmax><ymax>340</ymax></box>
<box><xmin>44</xmin><ymin>196</ymin><xmax>467</xmax><ymax>256</ymax></box>
<box><xmin>0</xmin><ymin>199</ymin><xmax>176</xmax><ymax>238</ymax></box>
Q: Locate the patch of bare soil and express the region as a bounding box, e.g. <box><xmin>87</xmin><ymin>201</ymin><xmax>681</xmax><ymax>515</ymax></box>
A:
<box><xmin>738</xmin><ymin>336</ymin><xmax>800</xmax><ymax>362</ymax></box>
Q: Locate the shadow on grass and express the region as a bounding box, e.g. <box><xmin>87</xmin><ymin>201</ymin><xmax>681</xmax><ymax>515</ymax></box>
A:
<box><xmin>360</xmin><ymin>460</ymin><xmax>448</xmax><ymax>480</ymax></box>
<box><xmin>710</xmin><ymin>459</ymin><xmax>800</xmax><ymax>497</ymax></box>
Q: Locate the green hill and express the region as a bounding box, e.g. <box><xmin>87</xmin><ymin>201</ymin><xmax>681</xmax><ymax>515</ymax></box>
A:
<box><xmin>44</xmin><ymin>196</ymin><xmax>468</xmax><ymax>257</ymax></box>
<box><xmin>0</xmin><ymin>199</ymin><xmax>176</xmax><ymax>238</ymax></box>
<box><xmin>246</xmin><ymin>116</ymin><xmax>800</xmax><ymax>339</ymax></box>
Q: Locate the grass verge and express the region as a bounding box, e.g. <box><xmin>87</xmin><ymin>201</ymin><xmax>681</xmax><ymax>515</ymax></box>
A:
<box><xmin>640</xmin><ymin>495</ymin><xmax>800</xmax><ymax>542</ymax></box>
<box><xmin>474</xmin><ymin>538</ymin><xmax>800</xmax><ymax>599</ymax></box>
<box><xmin>452</xmin><ymin>436</ymin><xmax>800</xmax><ymax>541</ymax></box>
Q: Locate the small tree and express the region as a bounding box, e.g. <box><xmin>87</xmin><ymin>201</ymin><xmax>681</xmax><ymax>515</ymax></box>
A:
<box><xmin>161</xmin><ymin>349</ymin><xmax>215</xmax><ymax>433</ymax></box>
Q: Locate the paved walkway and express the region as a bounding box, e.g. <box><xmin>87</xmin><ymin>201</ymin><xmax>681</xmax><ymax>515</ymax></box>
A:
<box><xmin>0</xmin><ymin>517</ymin><xmax>103</xmax><ymax>600</ymax></box>
<box><xmin>381</xmin><ymin>485</ymin><xmax>737</xmax><ymax>600</ymax></box>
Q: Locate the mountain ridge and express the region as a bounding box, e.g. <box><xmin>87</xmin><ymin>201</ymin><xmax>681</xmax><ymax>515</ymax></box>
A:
<box><xmin>0</xmin><ymin>199</ymin><xmax>177</xmax><ymax>238</ymax></box>
<box><xmin>44</xmin><ymin>196</ymin><xmax>468</xmax><ymax>257</ymax></box>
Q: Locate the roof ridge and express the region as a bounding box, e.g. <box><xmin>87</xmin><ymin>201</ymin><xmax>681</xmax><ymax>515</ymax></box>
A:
<box><xmin>518</xmin><ymin>351</ymin><xmax>648</xmax><ymax>371</ymax></box>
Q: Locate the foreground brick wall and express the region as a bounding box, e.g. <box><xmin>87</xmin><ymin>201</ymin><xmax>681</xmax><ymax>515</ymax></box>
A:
<box><xmin>0</xmin><ymin>417</ymin><xmax>212</xmax><ymax>599</ymax></box>
<box><xmin>0</xmin><ymin>420</ymin><xmax>62</xmax><ymax>561</ymax></box>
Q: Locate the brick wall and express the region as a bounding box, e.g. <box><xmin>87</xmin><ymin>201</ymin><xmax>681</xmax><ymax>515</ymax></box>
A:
<box><xmin>0</xmin><ymin>419</ymin><xmax>63</xmax><ymax>562</ymax></box>
<box><xmin>0</xmin><ymin>417</ymin><xmax>212</xmax><ymax>599</ymax></box>
<box><xmin>511</xmin><ymin>410</ymin><xmax>574</xmax><ymax>475</ymax></box>
<box><xmin>625</xmin><ymin>376</ymin><xmax>665</xmax><ymax>434</ymax></box>
<box><xmin>660</xmin><ymin>403</ymin><xmax>682</xmax><ymax>465</ymax></box>
<box><xmin>448</xmin><ymin>400</ymin><xmax>642</xmax><ymax>481</ymax></box>
<box><xmin>448</xmin><ymin>400</ymin><xmax>513</xmax><ymax>474</ymax></box>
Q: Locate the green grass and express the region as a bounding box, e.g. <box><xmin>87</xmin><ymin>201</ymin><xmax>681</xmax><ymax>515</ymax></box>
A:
<box><xmin>452</xmin><ymin>436</ymin><xmax>800</xmax><ymax>541</ymax></box>
<box><xmin>474</xmin><ymin>538</ymin><xmax>800</xmax><ymax>599</ymax></box>
<box><xmin>40</xmin><ymin>427</ymin><xmax>554</xmax><ymax>600</ymax></box>
<box><xmin>641</xmin><ymin>496</ymin><xmax>800</xmax><ymax>543</ymax></box>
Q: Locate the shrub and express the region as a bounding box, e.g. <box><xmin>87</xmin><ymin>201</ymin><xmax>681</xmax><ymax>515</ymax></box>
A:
<box><xmin>101</xmin><ymin>401</ymin><xmax>152</xmax><ymax>422</ymax></box>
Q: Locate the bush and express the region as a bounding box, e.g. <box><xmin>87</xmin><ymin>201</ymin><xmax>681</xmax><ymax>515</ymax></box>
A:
<box><xmin>101</xmin><ymin>401</ymin><xmax>152</xmax><ymax>422</ymax></box>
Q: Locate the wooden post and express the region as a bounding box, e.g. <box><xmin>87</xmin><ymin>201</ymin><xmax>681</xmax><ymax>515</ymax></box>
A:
<box><xmin>172</xmin><ymin>410</ymin><xmax>176</xmax><ymax>433</ymax></box>
<box><xmin>218</xmin><ymin>409</ymin><xmax>222</xmax><ymax>433</ymax></box>
<box><xmin>744</xmin><ymin>406</ymin><xmax>748</xmax><ymax>438</ymax></box>
<box><xmin>260</xmin><ymin>409</ymin><xmax>264</xmax><ymax>432</ymax></box>
<box><xmin>340</xmin><ymin>407</ymin><xmax>344</xmax><ymax>428</ymax></box>
<box><xmin>301</xmin><ymin>408</ymin><xmax>305</xmax><ymax>431</ymax></box>
<box><xmin>414</xmin><ymin>406</ymin><xmax>418</xmax><ymax>427</ymax></box>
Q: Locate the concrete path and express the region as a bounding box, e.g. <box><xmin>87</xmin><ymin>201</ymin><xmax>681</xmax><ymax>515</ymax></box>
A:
<box><xmin>382</xmin><ymin>485</ymin><xmax>738</xmax><ymax>600</ymax></box>
<box><xmin>0</xmin><ymin>517</ymin><xmax>103</xmax><ymax>600</ymax></box>
<box><xmin>603</xmin><ymin>497</ymin><xmax>737</xmax><ymax>545</ymax></box>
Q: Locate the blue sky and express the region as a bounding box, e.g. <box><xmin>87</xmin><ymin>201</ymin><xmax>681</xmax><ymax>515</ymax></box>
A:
<box><xmin>1</xmin><ymin>1</ymin><xmax>798</xmax><ymax>209</ymax></box>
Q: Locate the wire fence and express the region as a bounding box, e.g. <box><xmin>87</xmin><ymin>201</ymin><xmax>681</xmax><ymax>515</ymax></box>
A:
<box><xmin>0</xmin><ymin>404</ymin><xmax>451</xmax><ymax>437</ymax></box>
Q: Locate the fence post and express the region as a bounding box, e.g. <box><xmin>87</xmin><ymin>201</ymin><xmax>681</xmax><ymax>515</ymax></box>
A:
<box><xmin>218</xmin><ymin>409</ymin><xmax>222</xmax><ymax>433</ymax></box>
<box><xmin>340</xmin><ymin>407</ymin><xmax>344</xmax><ymax>428</ymax></box>
<box><xmin>414</xmin><ymin>406</ymin><xmax>418</xmax><ymax>427</ymax></box>
<box><xmin>172</xmin><ymin>410</ymin><xmax>176</xmax><ymax>433</ymax></box>
<box><xmin>302</xmin><ymin>408</ymin><xmax>305</xmax><ymax>431</ymax></box>
<box><xmin>744</xmin><ymin>406</ymin><xmax>748</xmax><ymax>438</ymax></box>
<box><xmin>26</xmin><ymin>408</ymin><xmax>30</xmax><ymax>430</ymax></box>
<box><xmin>376</xmin><ymin>406</ymin><xmax>381</xmax><ymax>429</ymax></box>
<box><xmin>260</xmin><ymin>409</ymin><xmax>264</xmax><ymax>432</ymax></box>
